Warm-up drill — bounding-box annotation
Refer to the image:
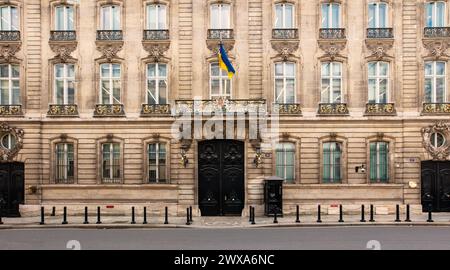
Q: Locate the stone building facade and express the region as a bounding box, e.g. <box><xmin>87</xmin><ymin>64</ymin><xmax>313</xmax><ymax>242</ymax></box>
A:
<box><xmin>0</xmin><ymin>0</ymin><xmax>449</xmax><ymax>217</ymax></box>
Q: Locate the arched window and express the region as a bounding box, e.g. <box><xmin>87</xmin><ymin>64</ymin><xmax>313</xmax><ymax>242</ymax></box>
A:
<box><xmin>274</xmin><ymin>62</ymin><xmax>296</xmax><ymax>104</ymax></box>
<box><xmin>368</xmin><ymin>61</ymin><xmax>389</xmax><ymax>104</ymax></box>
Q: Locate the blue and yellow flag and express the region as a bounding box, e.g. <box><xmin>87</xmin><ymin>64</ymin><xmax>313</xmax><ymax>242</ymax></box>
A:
<box><xmin>218</xmin><ymin>43</ymin><xmax>236</xmax><ymax>79</ymax></box>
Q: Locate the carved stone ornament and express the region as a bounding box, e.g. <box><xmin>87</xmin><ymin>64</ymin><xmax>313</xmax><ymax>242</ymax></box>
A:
<box><xmin>421</xmin><ymin>121</ymin><xmax>450</xmax><ymax>161</ymax></box>
<box><xmin>0</xmin><ymin>122</ymin><xmax>24</xmax><ymax>162</ymax></box>
<box><xmin>271</xmin><ymin>41</ymin><xmax>299</xmax><ymax>61</ymax></box>
<box><xmin>0</xmin><ymin>43</ymin><xmax>21</xmax><ymax>62</ymax></box>
<box><xmin>206</xmin><ymin>39</ymin><xmax>235</xmax><ymax>54</ymax></box>
<box><xmin>143</xmin><ymin>42</ymin><xmax>170</xmax><ymax>62</ymax></box>
<box><xmin>96</xmin><ymin>42</ymin><xmax>123</xmax><ymax>61</ymax></box>
<box><xmin>423</xmin><ymin>40</ymin><xmax>450</xmax><ymax>59</ymax></box>
<box><xmin>365</xmin><ymin>40</ymin><xmax>393</xmax><ymax>60</ymax></box>
<box><xmin>318</xmin><ymin>41</ymin><xmax>346</xmax><ymax>60</ymax></box>
<box><xmin>49</xmin><ymin>43</ymin><xmax>77</xmax><ymax>62</ymax></box>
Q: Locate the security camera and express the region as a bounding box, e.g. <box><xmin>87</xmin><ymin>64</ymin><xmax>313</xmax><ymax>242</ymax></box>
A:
<box><xmin>355</xmin><ymin>164</ymin><xmax>366</xmax><ymax>173</ymax></box>
<box><xmin>360</xmin><ymin>166</ymin><xmax>366</xmax><ymax>174</ymax></box>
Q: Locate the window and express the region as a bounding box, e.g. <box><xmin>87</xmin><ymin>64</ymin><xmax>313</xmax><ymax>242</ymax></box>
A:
<box><xmin>210</xmin><ymin>3</ymin><xmax>230</xmax><ymax>29</ymax></box>
<box><xmin>426</xmin><ymin>1</ymin><xmax>445</xmax><ymax>27</ymax></box>
<box><xmin>55</xmin><ymin>5</ymin><xmax>74</xmax><ymax>31</ymax></box>
<box><xmin>147</xmin><ymin>63</ymin><xmax>167</xmax><ymax>105</ymax></box>
<box><xmin>100</xmin><ymin>63</ymin><xmax>121</xmax><ymax>105</ymax></box>
<box><xmin>323</xmin><ymin>142</ymin><xmax>341</xmax><ymax>183</ymax></box>
<box><xmin>102</xmin><ymin>143</ymin><xmax>121</xmax><ymax>182</ymax></box>
<box><xmin>210</xmin><ymin>63</ymin><xmax>231</xmax><ymax>98</ymax></box>
<box><xmin>275</xmin><ymin>3</ymin><xmax>294</xmax><ymax>28</ymax></box>
<box><xmin>0</xmin><ymin>6</ymin><xmax>19</xmax><ymax>31</ymax></box>
<box><xmin>431</xmin><ymin>132</ymin><xmax>446</xmax><ymax>148</ymax></box>
<box><xmin>148</xmin><ymin>143</ymin><xmax>166</xmax><ymax>183</ymax></box>
<box><xmin>368</xmin><ymin>61</ymin><xmax>389</xmax><ymax>104</ymax></box>
<box><xmin>369</xmin><ymin>142</ymin><xmax>389</xmax><ymax>183</ymax></box>
<box><xmin>321</xmin><ymin>62</ymin><xmax>342</xmax><ymax>103</ymax></box>
<box><xmin>55</xmin><ymin>143</ymin><xmax>74</xmax><ymax>183</ymax></box>
<box><xmin>1</xmin><ymin>133</ymin><xmax>15</xmax><ymax>149</ymax></box>
<box><xmin>147</xmin><ymin>4</ymin><xmax>167</xmax><ymax>30</ymax></box>
<box><xmin>0</xmin><ymin>64</ymin><xmax>20</xmax><ymax>105</ymax></box>
<box><xmin>368</xmin><ymin>2</ymin><xmax>388</xmax><ymax>28</ymax></box>
<box><xmin>425</xmin><ymin>61</ymin><xmax>446</xmax><ymax>103</ymax></box>
<box><xmin>100</xmin><ymin>5</ymin><xmax>121</xmax><ymax>30</ymax></box>
<box><xmin>274</xmin><ymin>62</ymin><xmax>296</xmax><ymax>104</ymax></box>
<box><xmin>275</xmin><ymin>143</ymin><xmax>295</xmax><ymax>183</ymax></box>
<box><xmin>321</xmin><ymin>3</ymin><xmax>340</xmax><ymax>28</ymax></box>
<box><xmin>55</xmin><ymin>64</ymin><xmax>75</xmax><ymax>105</ymax></box>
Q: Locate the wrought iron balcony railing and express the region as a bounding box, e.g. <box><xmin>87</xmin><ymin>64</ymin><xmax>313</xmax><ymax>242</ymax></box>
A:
<box><xmin>318</xmin><ymin>103</ymin><xmax>349</xmax><ymax>115</ymax></box>
<box><xmin>424</xmin><ymin>27</ymin><xmax>450</xmax><ymax>38</ymax></box>
<box><xmin>272</xmin><ymin>29</ymin><xmax>299</xmax><ymax>39</ymax></box>
<box><xmin>367</xmin><ymin>28</ymin><xmax>394</xmax><ymax>39</ymax></box>
<box><xmin>207</xmin><ymin>29</ymin><xmax>234</xmax><ymax>40</ymax></box>
<box><xmin>143</xmin><ymin>30</ymin><xmax>170</xmax><ymax>40</ymax></box>
<box><xmin>365</xmin><ymin>103</ymin><xmax>396</xmax><ymax>115</ymax></box>
<box><xmin>141</xmin><ymin>104</ymin><xmax>171</xmax><ymax>116</ymax></box>
<box><xmin>94</xmin><ymin>104</ymin><xmax>125</xmax><ymax>117</ymax></box>
<box><xmin>50</xmin><ymin>31</ymin><xmax>77</xmax><ymax>41</ymax></box>
<box><xmin>102</xmin><ymin>177</ymin><xmax>122</xmax><ymax>184</ymax></box>
<box><xmin>0</xmin><ymin>31</ymin><xmax>20</xmax><ymax>41</ymax></box>
<box><xmin>422</xmin><ymin>103</ymin><xmax>450</xmax><ymax>114</ymax></box>
<box><xmin>0</xmin><ymin>104</ymin><xmax>22</xmax><ymax>116</ymax></box>
<box><xmin>175</xmin><ymin>99</ymin><xmax>266</xmax><ymax>115</ymax></box>
<box><xmin>47</xmin><ymin>104</ymin><xmax>79</xmax><ymax>116</ymax></box>
<box><xmin>96</xmin><ymin>30</ymin><xmax>123</xmax><ymax>41</ymax></box>
<box><xmin>319</xmin><ymin>28</ymin><xmax>346</xmax><ymax>39</ymax></box>
<box><xmin>272</xmin><ymin>103</ymin><xmax>302</xmax><ymax>115</ymax></box>
<box><xmin>54</xmin><ymin>177</ymin><xmax>75</xmax><ymax>184</ymax></box>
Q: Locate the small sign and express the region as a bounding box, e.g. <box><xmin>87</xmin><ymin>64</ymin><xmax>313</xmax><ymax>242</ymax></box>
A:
<box><xmin>409</xmin><ymin>158</ymin><xmax>419</xmax><ymax>163</ymax></box>
<box><xmin>106</xmin><ymin>205</ymin><xmax>114</xmax><ymax>209</ymax></box>
<box><xmin>264</xmin><ymin>153</ymin><xmax>272</xmax><ymax>158</ymax></box>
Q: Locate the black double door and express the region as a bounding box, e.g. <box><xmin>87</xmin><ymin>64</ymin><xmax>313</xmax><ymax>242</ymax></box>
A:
<box><xmin>198</xmin><ymin>140</ymin><xmax>245</xmax><ymax>216</ymax></box>
<box><xmin>421</xmin><ymin>161</ymin><xmax>450</xmax><ymax>212</ymax></box>
<box><xmin>0</xmin><ymin>162</ymin><xmax>24</xmax><ymax>217</ymax></box>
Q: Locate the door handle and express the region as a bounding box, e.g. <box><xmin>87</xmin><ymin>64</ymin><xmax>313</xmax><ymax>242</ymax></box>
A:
<box><xmin>224</xmin><ymin>195</ymin><xmax>227</xmax><ymax>201</ymax></box>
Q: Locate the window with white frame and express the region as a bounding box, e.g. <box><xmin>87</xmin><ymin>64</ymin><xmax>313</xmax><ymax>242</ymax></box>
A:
<box><xmin>274</xmin><ymin>62</ymin><xmax>296</xmax><ymax>104</ymax></box>
<box><xmin>431</xmin><ymin>132</ymin><xmax>446</xmax><ymax>148</ymax></box>
<box><xmin>369</xmin><ymin>142</ymin><xmax>389</xmax><ymax>183</ymax></box>
<box><xmin>321</xmin><ymin>3</ymin><xmax>340</xmax><ymax>28</ymax></box>
<box><xmin>147</xmin><ymin>63</ymin><xmax>168</xmax><ymax>105</ymax></box>
<box><xmin>0</xmin><ymin>64</ymin><xmax>20</xmax><ymax>105</ymax></box>
<box><xmin>100</xmin><ymin>63</ymin><xmax>121</xmax><ymax>105</ymax></box>
<box><xmin>102</xmin><ymin>143</ymin><xmax>121</xmax><ymax>181</ymax></box>
<box><xmin>275</xmin><ymin>143</ymin><xmax>295</xmax><ymax>183</ymax></box>
<box><xmin>55</xmin><ymin>64</ymin><xmax>75</xmax><ymax>105</ymax></box>
<box><xmin>323</xmin><ymin>142</ymin><xmax>342</xmax><ymax>183</ymax></box>
<box><xmin>426</xmin><ymin>1</ymin><xmax>445</xmax><ymax>27</ymax></box>
<box><xmin>55</xmin><ymin>143</ymin><xmax>74</xmax><ymax>183</ymax></box>
<box><xmin>321</xmin><ymin>62</ymin><xmax>342</xmax><ymax>103</ymax></box>
<box><xmin>210</xmin><ymin>63</ymin><xmax>231</xmax><ymax>99</ymax></box>
<box><xmin>368</xmin><ymin>61</ymin><xmax>389</xmax><ymax>104</ymax></box>
<box><xmin>100</xmin><ymin>5</ymin><xmax>121</xmax><ymax>30</ymax></box>
<box><xmin>368</xmin><ymin>2</ymin><xmax>388</xmax><ymax>28</ymax></box>
<box><xmin>0</xmin><ymin>6</ymin><xmax>19</xmax><ymax>31</ymax></box>
<box><xmin>1</xmin><ymin>133</ymin><xmax>15</xmax><ymax>150</ymax></box>
<box><xmin>148</xmin><ymin>143</ymin><xmax>166</xmax><ymax>183</ymax></box>
<box><xmin>147</xmin><ymin>4</ymin><xmax>167</xmax><ymax>30</ymax></box>
<box><xmin>424</xmin><ymin>61</ymin><xmax>446</xmax><ymax>103</ymax></box>
<box><xmin>274</xmin><ymin>3</ymin><xmax>294</xmax><ymax>29</ymax></box>
<box><xmin>55</xmin><ymin>5</ymin><xmax>74</xmax><ymax>31</ymax></box>
<box><xmin>210</xmin><ymin>3</ymin><xmax>230</xmax><ymax>29</ymax></box>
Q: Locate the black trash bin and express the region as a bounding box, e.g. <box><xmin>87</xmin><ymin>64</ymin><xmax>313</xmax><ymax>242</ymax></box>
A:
<box><xmin>264</xmin><ymin>176</ymin><xmax>284</xmax><ymax>217</ymax></box>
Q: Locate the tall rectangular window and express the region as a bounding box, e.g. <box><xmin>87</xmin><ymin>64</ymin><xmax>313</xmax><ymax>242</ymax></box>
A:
<box><xmin>0</xmin><ymin>6</ymin><xmax>19</xmax><ymax>31</ymax></box>
<box><xmin>100</xmin><ymin>5</ymin><xmax>121</xmax><ymax>30</ymax></box>
<box><xmin>147</xmin><ymin>4</ymin><xmax>167</xmax><ymax>30</ymax></box>
<box><xmin>275</xmin><ymin>3</ymin><xmax>294</xmax><ymax>28</ymax></box>
<box><xmin>210</xmin><ymin>63</ymin><xmax>231</xmax><ymax>98</ymax></box>
<box><xmin>426</xmin><ymin>1</ymin><xmax>445</xmax><ymax>27</ymax></box>
<box><xmin>55</xmin><ymin>64</ymin><xmax>75</xmax><ymax>105</ymax></box>
<box><xmin>210</xmin><ymin>3</ymin><xmax>230</xmax><ymax>29</ymax></box>
<box><xmin>147</xmin><ymin>63</ymin><xmax>167</xmax><ymax>105</ymax></box>
<box><xmin>100</xmin><ymin>63</ymin><xmax>121</xmax><ymax>105</ymax></box>
<box><xmin>321</xmin><ymin>62</ymin><xmax>342</xmax><ymax>103</ymax></box>
<box><xmin>148</xmin><ymin>143</ymin><xmax>166</xmax><ymax>183</ymax></box>
<box><xmin>55</xmin><ymin>143</ymin><xmax>74</xmax><ymax>184</ymax></box>
<box><xmin>323</xmin><ymin>142</ymin><xmax>341</xmax><ymax>183</ymax></box>
<box><xmin>321</xmin><ymin>3</ymin><xmax>340</xmax><ymax>28</ymax></box>
<box><xmin>0</xmin><ymin>64</ymin><xmax>20</xmax><ymax>105</ymax></box>
<box><xmin>370</xmin><ymin>142</ymin><xmax>389</xmax><ymax>183</ymax></box>
<box><xmin>275</xmin><ymin>143</ymin><xmax>295</xmax><ymax>183</ymax></box>
<box><xmin>102</xmin><ymin>143</ymin><xmax>120</xmax><ymax>182</ymax></box>
<box><xmin>55</xmin><ymin>5</ymin><xmax>74</xmax><ymax>31</ymax></box>
<box><xmin>368</xmin><ymin>61</ymin><xmax>389</xmax><ymax>104</ymax></box>
<box><xmin>425</xmin><ymin>61</ymin><xmax>446</xmax><ymax>103</ymax></box>
<box><xmin>274</xmin><ymin>62</ymin><xmax>295</xmax><ymax>104</ymax></box>
<box><xmin>368</xmin><ymin>2</ymin><xmax>388</xmax><ymax>28</ymax></box>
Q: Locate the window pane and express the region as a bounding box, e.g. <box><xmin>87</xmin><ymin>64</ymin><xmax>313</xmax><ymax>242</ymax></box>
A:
<box><xmin>424</xmin><ymin>78</ymin><xmax>433</xmax><ymax>103</ymax></box>
<box><xmin>11</xmin><ymin>7</ymin><xmax>18</xmax><ymax>30</ymax></box>
<box><xmin>55</xmin><ymin>6</ymin><xmax>64</xmax><ymax>30</ymax></box>
<box><xmin>112</xmin><ymin>6</ymin><xmax>120</xmax><ymax>30</ymax></box>
<box><xmin>425</xmin><ymin>62</ymin><xmax>433</xmax><ymax>76</ymax></box>
<box><xmin>67</xmin><ymin>6</ymin><xmax>74</xmax><ymax>30</ymax></box>
<box><xmin>331</xmin><ymin>4</ymin><xmax>340</xmax><ymax>28</ymax></box>
<box><xmin>211</xmin><ymin>4</ymin><xmax>219</xmax><ymax>28</ymax></box>
<box><xmin>275</xmin><ymin>79</ymin><xmax>284</xmax><ymax>103</ymax></box>
<box><xmin>147</xmin><ymin>80</ymin><xmax>156</xmax><ymax>104</ymax></box>
<box><xmin>158</xmin><ymin>64</ymin><xmax>167</xmax><ymax>77</ymax></box>
<box><xmin>321</xmin><ymin>63</ymin><xmax>330</xmax><ymax>77</ymax></box>
<box><xmin>379</xmin><ymin>62</ymin><xmax>389</xmax><ymax>76</ymax></box>
<box><xmin>68</xmin><ymin>80</ymin><xmax>75</xmax><ymax>104</ymax></box>
<box><xmin>101</xmin><ymin>80</ymin><xmax>110</xmax><ymax>104</ymax></box>
<box><xmin>101</xmin><ymin>6</ymin><xmax>110</xmax><ymax>30</ymax></box>
<box><xmin>368</xmin><ymin>62</ymin><xmax>376</xmax><ymax>77</ymax></box>
<box><xmin>370</xmin><ymin>143</ymin><xmax>377</xmax><ymax>181</ymax></box>
<box><xmin>321</xmin><ymin>79</ymin><xmax>330</xmax><ymax>103</ymax></box>
<box><xmin>275</xmin><ymin>5</ymin><xmax>283</xmax><ymax>28</ymax></box>
<box><xmin>112</xmin><ymin>64</ymin><xmax>121</xmax><ymax>77</ymax></box>
<box><xmin>436</xmin><ymin>78</ymin><xmax>445</xmax><ymax>103</ymax></box>
<box><xmin>113</xmin><ymin>80</ymin><xmax>121</xmax><ymax>103</ymax></box>
<box><xmin>379</xmin><ymin>79</ymin><xmax>388</xmax><ymax>103</ymax></box>
<box><xmin>67</xmin><ymin>64</ymin><xmax>75</xmax><ymax>78</ymax></box>
<box><xmin>379</xmin><ymin>3</ymin><xmax>387</xmax><ymax>28</ymax></box>
<box><xmin>426</xmin><ymin>3</ymin><xmax>433</xmax><ymax>27</ymax></box>
<box><xmin>436</xmin><ymin>62</ymin><xmax>445</xmax><ymax>75</ymax></box>
<box><xmin>148</xmin><ymin>64</ymin><xmax>156</xmax><ymax>77</ymax></box>
<box><xmin>221</xmin><ymin>4</ymin><xmax>230</xmax><ymax>28</ymax></box>
<box><xmin>1</xmin><ymin>6</ymin><xmax>11</xmax><ymax>31</ymax></box>
<box><xmin>159</xmin><ymin>80</ymin><xmax>167</xmax><ymax>104</ymax></box>
<box><xmin>321</xmin><ymin>4</ymin><xmax>329</xmax><ymax>28</ymax></box>
<box><xmin>285</xmin><ymin>63</ymin><xmax>295</xmax><ymax>76</ymax></box>
<box><xmin>368</xmin><ymin>79</ymin><xmax>376</xmax><ymax>103</ymax></box>
<box><xmin>211</xmin><ymin>63</ymin><xmax>219</xmax><ymax>76</ymax></box>
<box><xmin>158</xmin><ymin>5</ymin><xmax>167</xmax><ymax>29</ymax></box>
<box><xmin>368</xmin><ymin>4</ymin><xmax>376</xmax><ymax>28</ymax></box>
<box><xmin>286</xmin><ymin>79</ymin><xmax>295</xmax><ymax>104</ymax></box>
<box><xmin>101</xmin><ymin>64</ymin><xmax>110</xmax><ymax>78</ymax></box>
<box><xmin>56</xmin><ymin>80</ymin><xmax>64</xmax><ymax>104</ymax></box>
<box><xmin>211</xmin><ymin>79</ymin><xmax>220</xmax><ymax>96</ymax></box>
<box><xmin>332</xmin><ymin>79</ymin><xmax>341</xmax><ymax>103</ymax></box>
<box><xmin>437</xmin><ymin>2</ymin><xmax>445</xmax><ymax>27</ymax></box>
<box><xmin>275</xmin><ymin>63</ymin><xmax>283</xmax><ymax>76</ymax></box>
<box><xmin>148</xmin><ymin>5</ymin><xmax>157</xmax><ymax>29</ymax></box>
<box><xmin>332</xmin><ymin>62</ymin><xmax>341</xmax><ymax>76</ymax></box>
<box><xmin>0</xmin><ymin>80</ymin><xmax>8</xmax><ymax>105</ymax></box>
<box><xmin>285</xmin><ymin>4</ymin><xmax>294</xmax><ymax>28</ymax></box>
<box><xmin>12</xmin><ymin>86</ymin><xmax>19</xmax><ymax>104</ymax></box>
<box><xmin>0</xmin><ymin>65</ymin><xmax>8</xmax><ymax>77</ymax></box>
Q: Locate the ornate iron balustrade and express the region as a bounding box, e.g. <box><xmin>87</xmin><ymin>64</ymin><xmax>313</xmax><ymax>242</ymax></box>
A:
<box><xmin>50</xmin><ymin>31</ymin><xmax>77</xmax><ymax>41</ymax></box>
<box><xmin>141</xmin><ymin>104</ymin><xmax>171</xmax><ymax>116</ymax></box>
<box><xmin>55</xmin><ymin>178</ymin><xmax>75</xmax><ymax>184</ymax></box>
<box><xmin>102</xmin><ymin>178</ymin><xmax>122</xmax><ymax>184</ymax></box>
<box><xmin>272</xmin><ymin>103</ymin><xmax>302</xmax><ymax>115</ymax></box>
<box><xmin>96</xmin><ymin>30</ymin><xmax>123</xmax><ymax>41</ymax></box>
<box><xmin>424</xmin><ymin>27</ymin><xmax>450</xmax><ymax>38</ymax></box>
<box><xmin>272</xmin><ymin>29</ymin><xmax>299</xmax><ymax>39</ymax></box>
<box><xmin>47</xmin><ymin>104</ymin><xmax>79</xmax><ymax>117</ymax></box>
<box><xmin>422</xmin><ymin>103</ymin><xmax>450</xmax><ymax>114</ymax></box>
<box><xmin>175</xmin><ymin>99</ymin><xmax>266</xmax><ymax>115</ymax></box>
<box><xmin>318</xmin><ymin>103</ymin><xmax>349</xmax><ymax>115</ymax></box>
<box><xmin>0</xmin><ymin>105</ymin><xmax>22</xmax><ymax>116</ymax></box>
<box><xmin>0</xmin><ymin>31</ymin><xmax>20</xmax><ymax>41</ymax></box>
<box><xmin>207</xmin><ymin>29</ymin><xmax>234</xmax><ymax>40</ymax></box>
<box><xmin>367</xmin><ymin>28</ymin><xmax>394</xmax><ymax>39</ymax></box>
<box><xmin>365</xmin><ymin>103</ymin><xmax>396</xmax><ymax>115</ymax></box>
<box><xmin>319</xmin><ymin>28</ymin><xmax>346</xmax><ymax>39</ymax></box>
<box><xmin>94</xmin><ymin>104</ymin><xmax>125</xmax><ymax>117</ymax></box>
<box><xmin>143</xmin><ymin>30</ymin><xmax>170</xmax><ymax>40</ymax></box>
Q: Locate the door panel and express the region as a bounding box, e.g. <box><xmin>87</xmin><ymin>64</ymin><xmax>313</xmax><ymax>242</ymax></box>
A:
<box><xmin>0</xmin><ymin>162</ymin><xmax>24</xmax><ymax>217</ymax></box>
<box><xmin>421</xmin><ymin>161</ymin><xmax>450</xmax><ymax>212</ymax></box>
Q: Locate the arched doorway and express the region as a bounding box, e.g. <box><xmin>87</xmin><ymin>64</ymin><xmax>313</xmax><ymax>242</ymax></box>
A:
<box><xmin>0</xmin><ymin>162</ymin><xmax>24</xmax><ymax>217</ymax></box>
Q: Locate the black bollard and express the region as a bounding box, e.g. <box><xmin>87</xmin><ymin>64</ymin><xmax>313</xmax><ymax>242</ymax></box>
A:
<box><xmin>62</xmin><ymin>207</ymin><xmax>68</xmax><ymax>225</ymax></box>
<box><xmin>405</xmin><ymin>204</ymin><xmax>411</xmax><ymax>222</ymax></box>
<box><xmin>39</xmin><ymin>207</ymin><xmax>45</xmax><ymax>225</ymax></box>
<box><xmin>164</xmin><ymin>206</ymin><xmax>169</xmax><ymax>224</ymax></box>
<box><xmin>427</xmin><ymin>204</ymin><xmax>434</xmax><ymax>223</ymax></box>
<box><xmin>131</xmin><ymin>207</ymin><xmax>136</xmax><ymax>224</ymax></box>
<box><xmin>338</xmin><ymin>205</ymin><xmax>344</xmax><ymax>223</ymax></box>
<box><xmin>249</xmin><ymin>206</ymin><xmax>252</xmax><ymax>222</ymax></box>
<box><xmin>186</xmin><ymin>208</ymin><xmax>191</xmax><ymax>225</ymax></box>
<box><xmin>273</xmin><ymin>211</ymin><xmax>278</xmax><ymax>224</ymax></box>
<box><xmin>96</xmin><ymin>206</ymin><xmax>102</xmax><ymax>224</ymax></box>
<box><xmin>189</xmin><ymin>206</ymin><xmax>193</xmax><ymax>222</ymax></box>
<box><xmin>0</xmin><ymin>203</ymin><xmax>3</xmax><ymax>225</ymax></box>
<box><xmin>51</xmin><ymin>206</ymin><xmax>56</xmax><ymax>217</ymax></box>
<box><xmin>251</xmin><ymin>207</ymin><xmax>256</xmax><ymax>225</ymax></box>
<box><xmin>317</xmin><ymin>205</ymin><xmax>322</xmax><ymax>223</ymax></box>
<box><xmin>295</xmin><ymin>205</ymin><xmax>300</xmax><ymax>223</ymax></box>
<box><xmin>395</xmin><ymin>205</ymin><xmax>401</xmax><ymax>222</ymax></box>
<box><xmin>143</xmin><ymin>207</ymin><xmax>147</xmax><ymax>224</ymax></box>
<box><xmin>360</xmin><ymin>205</ymin><xmax>366</xmax><ymax>222</ymax></box>
<box><xmin>83</xmin><ymin>207</ymin><xmax>89</xmax><ymax>224</ymax></box>
<box><xmin>369</xmin><ymin>205</ymin><xmax>375</xmax><ymax>222</ymax></box>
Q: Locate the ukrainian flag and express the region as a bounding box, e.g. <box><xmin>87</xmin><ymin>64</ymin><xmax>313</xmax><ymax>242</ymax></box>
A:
<box><xmin>218</xmin><ymin>43</ymin><xmax>236</xmax><ymax>79</ymax></box>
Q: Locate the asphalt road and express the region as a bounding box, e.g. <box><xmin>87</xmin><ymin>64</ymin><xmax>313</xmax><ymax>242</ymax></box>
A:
<box><xmin>1</xmin><ymin>226</ymin><xmax>450</xmax><ymax>250</ymax></box>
